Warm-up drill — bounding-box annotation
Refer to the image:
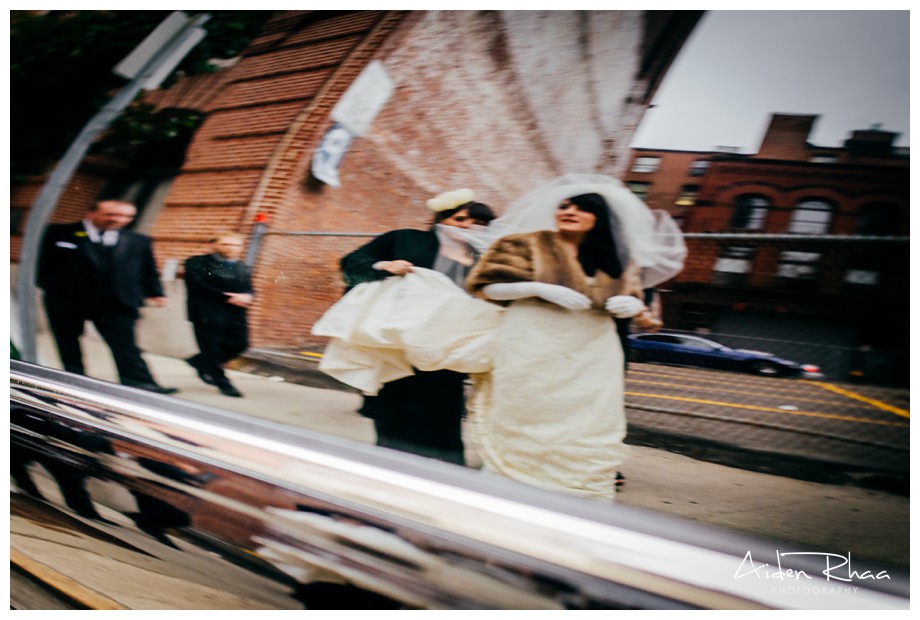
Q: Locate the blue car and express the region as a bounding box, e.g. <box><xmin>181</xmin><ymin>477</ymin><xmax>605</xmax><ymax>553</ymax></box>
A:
<box><xmin>626</xmin><ymin>332</ymin><xmax>822</xmax><ymax>378</ymax></box>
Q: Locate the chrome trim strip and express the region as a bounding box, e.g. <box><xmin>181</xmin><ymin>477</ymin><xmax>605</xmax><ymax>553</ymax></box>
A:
<box><xmin>11</xmin><ymin>361</ymin><xmax>908</xmax><ymax>610</ymax></box>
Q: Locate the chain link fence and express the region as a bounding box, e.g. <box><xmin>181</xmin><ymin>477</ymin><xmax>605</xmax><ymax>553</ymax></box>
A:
<box><xmin>650</xmin><ymin>234</ymin><xmax>908</xmax><ymax>385</ymax></box>
<box><xmin>623</xmin><ymin>234</ymin><xmax>908</xmax><ymax>479</ymax></box>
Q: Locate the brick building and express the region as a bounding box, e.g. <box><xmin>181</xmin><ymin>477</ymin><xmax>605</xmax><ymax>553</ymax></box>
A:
<box><xmin>622</xmin><ymin>114</ymin><xmax>909</xmax><ymax>385</ymax></box>
<box><xmin>12</xmin><ymin>10</ymin><xmax>702</xmax><ymax>355</ymax></box>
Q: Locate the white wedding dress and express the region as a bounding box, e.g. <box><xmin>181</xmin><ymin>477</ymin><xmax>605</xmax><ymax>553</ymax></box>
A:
<box><xmin>314</xmin><ymin>270</ymin><xmax>630</xmax><ymax>501</ymax></box>
<box><xmin>312</xmin><ymin>268</ymin><xmax>503</xmax><ymax>394</ymax></box>
<box><xmin>466</xmin><ymin>299</ymin><xmax>630</xmax><ymax>501</ymax></box>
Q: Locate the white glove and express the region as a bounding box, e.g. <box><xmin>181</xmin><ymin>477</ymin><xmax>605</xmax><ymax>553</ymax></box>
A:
<box><xmin>605</xmin><ymin>295</ymin><xmax>645</xmax><ymax>318</ymax></box>
<box><xmin>482</xmin><ymin>282</ymin><xmax>592</xmax><ymax>310</ymax></box>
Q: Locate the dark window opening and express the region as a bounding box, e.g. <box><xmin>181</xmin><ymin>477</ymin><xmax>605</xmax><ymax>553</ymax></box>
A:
<box><xmin>729</xmin><ymin>194</ymin><xmax>770</xmax><ymax>230</ymax></box>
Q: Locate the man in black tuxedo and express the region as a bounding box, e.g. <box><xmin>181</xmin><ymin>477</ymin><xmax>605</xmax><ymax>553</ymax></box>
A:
<box><xmin>38</xmin><ymin>199</ymin><xmax>178</xmax><ymax>394</ymax></box>
<box><xmin>184</xmin><ymin>232</ymin><xmax>253</xmax><ymax>397</ymax></box>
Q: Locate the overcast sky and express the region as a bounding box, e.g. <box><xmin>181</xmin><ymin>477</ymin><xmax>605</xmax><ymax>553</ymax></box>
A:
<box><xmin>629</xmin><ymin>10</ymin><xmax>910</xmax><ymax>153</ymax></box>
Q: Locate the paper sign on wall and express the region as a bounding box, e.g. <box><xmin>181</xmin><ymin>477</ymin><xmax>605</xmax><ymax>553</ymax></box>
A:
<box><xmin>330</xmin><ymin>60</ymin><xmax>394</xmax><ymax>136</ymax></box>
<box><xmin>311</xmin><ymin>123</ymin><xmax>355</xmax><ymax>188</ymax></box>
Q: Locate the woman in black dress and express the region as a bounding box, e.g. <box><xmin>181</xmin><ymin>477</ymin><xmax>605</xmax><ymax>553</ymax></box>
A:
<box><xmin>340</xmin><ymin>189</ymin><xmax>496</xmax><ymax>465</ymax></box>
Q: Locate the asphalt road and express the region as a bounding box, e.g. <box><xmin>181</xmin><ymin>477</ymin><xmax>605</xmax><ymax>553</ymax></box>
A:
<box><xmin>625</xmin><ymin>362</ymin><xmax>908</xmax><ymax>445</ymax></box>
<box><xmin>622</xmin><ymin>362</ymin><xmax>909</xmax><ymax>486</ymax></box>
<box><xmin>235</xmin><ymin>347</ymin><xmax>910</xmax><ymax>489</ymax></box>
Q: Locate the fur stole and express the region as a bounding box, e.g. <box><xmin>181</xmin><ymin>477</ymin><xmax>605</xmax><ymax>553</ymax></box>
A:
<box><xmin>466</xmin><ymin>230</ymin><xmax>642</xmax><ymax>307</ymax></box>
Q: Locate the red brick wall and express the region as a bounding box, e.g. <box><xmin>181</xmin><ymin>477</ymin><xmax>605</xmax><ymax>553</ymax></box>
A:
<box><xmin>622</xmin><ymin>149</ymin><xmax>703</xmax><ymax>218</ymax></box>
<box><xmin>12</xmin><ymin>10</ymin><xmax>700</xmax><ymax>353</ymax></box>
<box><xmin>752</xmin><ymin>114</ymin><xmax>816</xmax><ymax>160</ymax></box>
<box><xmin>692</xmin><ymin>160</ymin><xmax>908</xmax><ymax>235</ymax></box>
<box><xmin>10</xmin><ymin>158</ymin><xmax>126</xmax><ymax>260</ymax></box>
<box><xmin>158</xmin><ymin>10</ymin><xmax>684</xmax><ymax>349</ymax></box>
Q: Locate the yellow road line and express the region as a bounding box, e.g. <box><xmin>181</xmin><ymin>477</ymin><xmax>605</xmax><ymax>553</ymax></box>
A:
<box><xmin>811</xmin><ymin>382</ymin><xmax>910</xmax><ymax>419</ymax></box>
<box><xmin>629</xmin><ymin>370</ymin><xmax>908</xmax><ymax>416</ymax></box>
<box><xmin>294</xmin><ymin>355</ymin><xmax>907</xmax><ymax>420</ymax></box>
<box><xmin>627</xmin><ymin>378</ymin><xmax>879</xmax><ymax>410</ymax></box>
<box><xmin>629</xmin><ymin>369</ymin><xmax>777</xmax><ymax>387</ymax></box>
<box><xmin>625</xmin><ymin>391</ymin><xmax>909</xmax><ymax>428</ymax></box>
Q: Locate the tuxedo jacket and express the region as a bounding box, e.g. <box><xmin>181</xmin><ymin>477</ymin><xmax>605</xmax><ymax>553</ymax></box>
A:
<box><xmin>38</xmin><ymin>222</ymin><xmax>164</xmax><ymax>308</ymax></box>
<box><xmin>340</xmin><ymin>229</ymin><xmax>440</xmax><ymax>290</ymax></box>
<box><xmin>184</xmin><ymin>253</ymin><xmax>253</xmax><ymax>326</ymax></box>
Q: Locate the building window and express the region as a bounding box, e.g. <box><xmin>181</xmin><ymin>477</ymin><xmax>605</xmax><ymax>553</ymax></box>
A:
<box><xmin>856</xmin><ymin>202</ymin><xmax>900</xmax><ymax>235</ymax></box>
<box><xmin>674</xmin><ymin>184</ymin><xmax>699</xmax><ymax>207</ymax></box>
<box><xmin>626</xmin><ymin>181</ymin><xmax>651</xmax><ymax>199</ymax></box>
<box><xmin>713</xmin><ymin>246</ymin><xmax>754</xmax><ymax>286</ymax></box>
<box><xmin>729</xmin><ymin>194</ymin><xmax>770</xmax><ymax>230</ymax></box>
<box><xmin>788</xmin><ymin>199</ymin><xmax>834</xmax><ymax>234</ymax></box>
<box><xmin>776</xmin><ymin>251</ymin><xmax>821</xmax><ymax>284</ymax></box>
<box><xmin>631</xmin><ymin>156</ymin><xmax>661</xmax><ymax>173</ymax></box>
<box><xmin>689</xmin><ymin>159</ymin><xmax>710</xmax><ymax>176</ymax></box>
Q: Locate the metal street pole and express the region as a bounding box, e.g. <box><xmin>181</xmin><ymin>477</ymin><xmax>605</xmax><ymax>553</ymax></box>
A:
<box><xmin>14</xmin><ymin>12</ymin><xmax>210</xmax><ymax>363</ymax></box>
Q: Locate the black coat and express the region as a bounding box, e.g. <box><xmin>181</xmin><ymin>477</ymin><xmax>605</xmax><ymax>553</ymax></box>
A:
<box><xmin>340</xmin><ymin>228</ymin><xmax>468</xmax><ymax>464</ymax></box>
<box><xmin>184</xmin><ymin>253</ymin><xmax>253</xmax><ymax>325</ymax></box>
<box><xmin>38</xmin><ymin>222</ymin><xmax>164</xmax><ymax>308</ymax></box>
<box><xmin>340</xmin><ymin>229</ymin><xmax>440</xmax><ymax>289</ymax></box>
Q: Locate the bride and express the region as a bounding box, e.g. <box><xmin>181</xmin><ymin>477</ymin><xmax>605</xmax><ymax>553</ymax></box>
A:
<box><xmin>314</xmin><ymin>174</ymin><xmax>685</xmax><ymax>500</ymax></box>
<box><xmin>464</xmin><ymin>174</ymin><xmax>685</xmax><ymax>500</ymax></box>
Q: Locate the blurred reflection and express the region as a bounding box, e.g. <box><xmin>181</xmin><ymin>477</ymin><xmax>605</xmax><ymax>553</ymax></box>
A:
<box><xmin>255</xmin><ymin>506</ymin><xmax>567</xmax><ymax>610</ymax></box>
<box><xmin>12</xmin><ymin>407</ymin><xmax>118</xmax><ymax>524</ymax></box>
<box><xmin>125</xmin><ymin>458</ymin><xmax>208</xmax><ymax>549</ymax></box>
<box><xmin>8</xmin><ymin>395</ymin><xmax>641</xmax><ymax>609</ymax></box>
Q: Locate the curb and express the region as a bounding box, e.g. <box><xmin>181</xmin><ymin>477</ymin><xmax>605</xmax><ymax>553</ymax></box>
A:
<box><xmin>233</xmin><ymin>348</ymin><xmax>359</xmax><ymax>393</ymax></box>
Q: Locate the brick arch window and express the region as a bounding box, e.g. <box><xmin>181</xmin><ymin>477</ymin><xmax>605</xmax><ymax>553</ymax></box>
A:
<box><xmin>729</xmin><ymin>194</ymin><xmax>770</xmax><ymax>230</ymax></box>
<box><xmin>856</xmin><ymin>202</ymin><xmax>901</xmax><ymax>235</ymax></box>
<box><xmin>788</xmin><ymin>198</ymin><xmax>834</xmax><ymax>234</ymax></box>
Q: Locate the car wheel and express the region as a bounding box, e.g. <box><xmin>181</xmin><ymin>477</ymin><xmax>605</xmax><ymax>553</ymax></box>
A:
<box><xmin>627</xmin><ymin>348</ymin><xmax>645</xmax><ymax>363</ymax></box>
<box><xmin>750</xmin><ymin>361</ymin><xmax>781</xmax><ymax>377</ymax></box>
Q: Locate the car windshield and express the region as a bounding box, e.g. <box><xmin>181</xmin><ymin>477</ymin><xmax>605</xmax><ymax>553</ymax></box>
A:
<box><xmin>641</xmin><ymin>335</ymin><xmax>682</xmax><ymax>344</ymax></box>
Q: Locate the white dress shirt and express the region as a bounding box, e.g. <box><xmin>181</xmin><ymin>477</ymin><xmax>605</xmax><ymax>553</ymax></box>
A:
<box><xmin>82</xmin><ymin>220</ymin><xmax>119</xmax><ymax>246</ymax></box>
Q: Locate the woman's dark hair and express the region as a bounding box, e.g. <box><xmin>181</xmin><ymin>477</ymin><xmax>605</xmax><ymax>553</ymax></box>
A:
<box><xmin>568</xmin><ymin>193</ymin><xmax>623</xmax><ymax>278</ymax></box>
<box><xmin>433</xmin><ymin>201</ymin><xmax>497</xmax><ymax>225</ymax></box>
<box><xmin>465</xmin><ymin>202</ymin><xmax>497</xmax><ymax>224</ymax></box>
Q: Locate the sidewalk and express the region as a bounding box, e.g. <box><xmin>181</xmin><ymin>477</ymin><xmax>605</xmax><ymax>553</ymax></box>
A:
<box><xmin>29</xmin><ymin>333</ymin><xmax>910</xmax><ymax>570</ymax></box>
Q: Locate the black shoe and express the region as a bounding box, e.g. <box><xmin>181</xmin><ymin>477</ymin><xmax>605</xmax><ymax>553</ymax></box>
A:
<box><xmin>186</xmin><ymin>357</ymin><xmax>215</xmax><ymax>385</ymax></box>
<box><xmin>218</xmin><ymin>384</ymin><xmax>242</xmax><ymax>397</ymax></box>
<box><xmin>127</xmin><ymin>382</ymin><xmax>179</xmax><ymax>395</ymax></box>
<box><xmin>128</xmin><ymin>513</ymin><xmax>181</xmax><ymax>549</ymax></box>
